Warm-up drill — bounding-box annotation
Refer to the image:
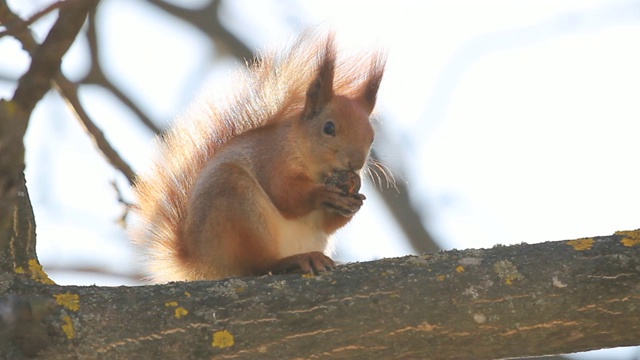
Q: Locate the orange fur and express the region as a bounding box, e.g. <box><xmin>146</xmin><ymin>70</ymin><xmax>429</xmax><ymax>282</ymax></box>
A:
<box><xmin>131</xmin><ymin>30</ymin><xmax>386</xmax><ymax>282</ymax></box>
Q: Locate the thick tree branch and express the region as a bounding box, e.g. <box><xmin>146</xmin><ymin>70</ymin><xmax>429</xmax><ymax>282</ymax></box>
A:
<box><xmin>2</xmin><ymin>231</ymin><xmax>639</xmax><ymax>359</ymax></box>
<box><xmin>0</xmin><ymin>0</ymin><xmax>98</xmax><ymax>273</ymax></box>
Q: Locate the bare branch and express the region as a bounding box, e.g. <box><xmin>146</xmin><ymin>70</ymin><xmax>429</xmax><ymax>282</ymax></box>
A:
<box><xmin>11</xmin><ymin>0</ymin><xmax>97</xmax><ymax>114</ymax></box>
<box><xmin>147</xmin><ymin>0</ymin><xmax>253</xmax><ymax>60</ymax></box>
<box><xmin>0</xmin><ymin>1</ymin><xmax>66</xmax><ymax>38</ymax></box>
<box><xmin>81</xmin><ymin>9</ymin><xmax>161</xmax><ymax>134</ymax></box>
<box><xmin>1</xmin><ymin>2</ymin><xmax>137</xmax><ymax>185</ymax></box>
<box><xmin>0</xmin><ymin>0</ymin><xmax>98</xmax><ymax>273</ymax></box>
<box><xmin>370</xmin><ymin>149</ymin><xmax>441</xmax><ymax>254</ymax></box>
<box><xmin>1</xmin><ymin>2</ymin><xmax>135</xmax><ymax>184</ymax></box>
<box><xmin>54</xmin><ymin>80</ymin><xmax>137</xmax><ymax>184</ymax></box>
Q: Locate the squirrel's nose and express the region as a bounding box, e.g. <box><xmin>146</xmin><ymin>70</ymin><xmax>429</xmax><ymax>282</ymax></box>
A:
<box><xmin>348</xmin><ymin>154</ymin><xmax>367</xmax><ymax>171</ymax></box>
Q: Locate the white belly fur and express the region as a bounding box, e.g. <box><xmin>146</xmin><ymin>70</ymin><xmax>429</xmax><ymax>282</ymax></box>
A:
<box><xmin>275</xmin><ymin>210</ymin><xmax>333</xmax><ymax>258</ymax></box>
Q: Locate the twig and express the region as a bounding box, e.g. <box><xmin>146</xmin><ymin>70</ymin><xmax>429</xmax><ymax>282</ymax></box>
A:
<box><xmin>110</xmin><ymin>178</ymin><xmax>133</xmax><ymax>228</ymax></box>
<box><xmin>147</xmin><ymin>0</ymin><xmax>253</xmax><ymax>61</ymax></box>
<box><xmin>11</xmin><ymin>0</ymin><xmax>97</xmax><ymax>113</ymax></box>
<box><xmin>54</xmin><ymin>80</ymin><xmax>137</xmax><ymax>184</ymax></box>
<box><xmin>81</xmin><ymin>9</ymin><xmax>162</xmax><ymax>134</ymax></box>
<box><xmin>0</xmin><ymin>0</ymin><xmax>66</xmax><ymax>38</ymax></box>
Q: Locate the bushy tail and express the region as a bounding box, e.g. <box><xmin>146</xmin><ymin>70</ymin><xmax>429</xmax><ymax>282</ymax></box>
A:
<box><xmin>130</xmin><ymin>29</ymin><xmax>386</xmax><ymax>283</ymax></box>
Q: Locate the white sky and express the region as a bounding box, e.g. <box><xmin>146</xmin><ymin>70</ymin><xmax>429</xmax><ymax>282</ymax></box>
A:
<box><xmin>1</xmin><ymin>1</ymin><xmax>639</xmax><ymax>357</ymax></box>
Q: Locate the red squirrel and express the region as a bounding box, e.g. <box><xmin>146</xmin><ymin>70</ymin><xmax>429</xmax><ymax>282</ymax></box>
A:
<box><xmin>131</xmin><ymin>31</ymin><xmax>386</xmax><ymax>282</ymax></box>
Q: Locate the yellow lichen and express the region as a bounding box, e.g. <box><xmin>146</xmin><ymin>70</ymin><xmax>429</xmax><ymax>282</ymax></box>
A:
<box><xmin>28</xmin><ymin>259</ymin><xmax>55</xmax><ymax>284</ymax></box>
<box><xmin>61</xmin><ymin>315</ymin><xmax>75</xmax><ymax>339</ymax></box>
<box><xmin>456</xmin><ymin>266</ymin><xmax>465</xmax><ymax>273</ymax></box>
<box><xmin>622</xmin><ymin>238</ymin><xmax>640</xmax><ymax>247</ymax></box>
<box><xmin>505</xmin><ymin>276</ymin><xmax>517</xmax><ymax>285</ymax></box>
<box><xmin>302</xmin><ymin>273</ymin><xmax>315</xmax><ymax>278</ymax></box>
<box><xmin>437</xmin><ymin>275</ymin><xmax>447</xmax><ymax>281</ymax></box>
<box><xmin>54</xmin><ymin>292</ymin><xmax>80</xmax><ymax>311</ymax></box>
<box><xmin>184</xmin><ymin>291</ymin><xmax>192</xmax><ymax>298</ymax></box>
<box><xmin>566</xmin><ymin>238</ymin><xmax>594</xmax><ymax>251</ymax></box>
<box><xmin>212</xmin><ymin>330</ymin><xmax>235</xmax><ymax>349</ymax></box>
<box><xmin>494</xmin><ymin>260</ymin><xmax>523</xmax><ymax>285</ymax></box>
<box><xmin>615</xmin><ymin>230</ymin><xmax>640</xmax><ymax>247</ymax></box>
<box><xmin>14</xmin><ymin>266</ymin><xmax>25</xmax><ymax>274</ymax></box>
<box><xmin>175</xmin><ymin>307</ymin><xmax>188</xmax><ymax>318</ymax></box>
<box><xmin>165</xmin><ymin>302</ymin><xmax>188</xmax><ymax>318</ymax></box>
<box><xmin>3</xmin><ymin>100</ymin><xmax>18</xmax><ymax>115</ymax></box>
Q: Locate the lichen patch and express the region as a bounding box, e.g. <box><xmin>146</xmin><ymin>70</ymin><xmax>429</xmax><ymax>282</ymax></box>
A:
<box><xmin>566</xmin><ymin>238</ymin><xmax>594</xmax><ymax>251</ymax></box>
<box><xmin>212</xmin><ymin>330</ymin><xmax>235</xmax><ymax>349</ymax></box>
<box><xmin>55</xmin><ymin>292</ymin><xmax>80</xmax><ymax>311</ymax></box>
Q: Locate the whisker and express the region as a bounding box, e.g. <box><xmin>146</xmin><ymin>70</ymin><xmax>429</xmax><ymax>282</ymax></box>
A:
<box><xmin>366</xmin><ymin>157</ymin><xmax>398</xmax><ymax>191</ymax></box>
<box><xmin>378</xmin><ymin>161</ymin><xmax>397</xmax><ymax>191</ymax></box>
<box><xmin>363</xmin><ymin>164</ymin><xmax>378</xmax><ymax>188</ymax></box>
<box><xmin>371</xmin><ymin>164</ymin><xmax>382</xmax><ymax>189</ymax></box>
<box><xmin>362</xmin><ymin>165</ymin><xmax>372</xmax><ymax>186</ymax></box>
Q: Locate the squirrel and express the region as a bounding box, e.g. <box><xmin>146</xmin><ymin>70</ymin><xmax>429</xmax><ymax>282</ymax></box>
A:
<box><xmin>130</xmin><ymin>30</ymin><xmax>386</xmax><ymax>282</ymax></box>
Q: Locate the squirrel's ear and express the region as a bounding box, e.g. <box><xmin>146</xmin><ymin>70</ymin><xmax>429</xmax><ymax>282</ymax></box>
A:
<box><xmin>302</xmin><ymin>38</ymin><xmax>335</xmax><ymax>121</ymax></box>
<box><xmin>357</xmin><ymin>54</ymin><xmax>386</xmax><ymax>114</ymax></box>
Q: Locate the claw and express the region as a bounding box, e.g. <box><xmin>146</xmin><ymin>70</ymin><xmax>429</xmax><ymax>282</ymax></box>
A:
<box><xmin>269</xmin><ymin>252</ymin><xmax>336</xmax><ymax>275</ymax></box>
<box><xmin>321</xmin><ymin>185</ymin><xmax>364</xmax><ymax>216</ymax></box>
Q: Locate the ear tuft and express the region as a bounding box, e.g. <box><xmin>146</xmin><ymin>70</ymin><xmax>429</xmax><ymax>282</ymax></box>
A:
<box><xmin>359</xmin><ymin>52</ymin><xmax>387</xmax><ymax>114</ymax></box>
<box><xmin>301</xmin><ymin>35</ymin><xmax>336</xmax><ymax>120</ymax></box>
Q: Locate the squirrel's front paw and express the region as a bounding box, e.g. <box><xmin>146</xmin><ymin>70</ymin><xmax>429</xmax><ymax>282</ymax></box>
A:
<box><xmin>321</xmin><ymin>186</ymin><xmax>365</xmax><ymax>217</ymax></box>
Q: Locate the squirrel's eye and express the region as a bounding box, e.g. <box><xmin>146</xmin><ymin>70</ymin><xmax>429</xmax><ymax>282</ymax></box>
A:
<box><xmin>323</xmin><ymin>121</ymin><xmax>336</xmax><ymax>136</ymax></box>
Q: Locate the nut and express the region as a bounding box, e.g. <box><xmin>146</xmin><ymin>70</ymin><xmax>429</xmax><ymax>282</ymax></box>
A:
<box><xmin>325</xmin><ymin>170</ymin><xmax>361</xmax><ymax>195</ymax></box>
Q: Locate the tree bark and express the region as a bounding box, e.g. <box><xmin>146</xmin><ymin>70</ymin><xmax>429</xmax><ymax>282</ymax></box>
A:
<box><xmin>2</xmin><ymin>231</ymin><xmax>639</xmax><ymax>359</ymax></box>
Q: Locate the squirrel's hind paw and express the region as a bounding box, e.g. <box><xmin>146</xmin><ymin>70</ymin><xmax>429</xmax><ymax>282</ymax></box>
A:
<box><xmin>269</xmin><ymin>252</ymin><xmax>336</xmax><ymax>275</ymax></box>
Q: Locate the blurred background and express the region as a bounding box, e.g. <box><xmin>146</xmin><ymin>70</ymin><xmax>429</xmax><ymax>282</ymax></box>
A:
<box><xmin>1</xmin><ymin>0</ymin><xmax>639</xmax><ymax>358</ymax></box>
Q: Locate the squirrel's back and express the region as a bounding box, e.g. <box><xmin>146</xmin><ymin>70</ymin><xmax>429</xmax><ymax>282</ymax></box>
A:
<box><xmin>131</xmin><ymin>30</ymin><xmax>386</xmax><ymax>282</ymax></box>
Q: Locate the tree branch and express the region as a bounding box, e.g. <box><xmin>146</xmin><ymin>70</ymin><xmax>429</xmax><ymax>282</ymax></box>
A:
<box><xmin>0</xmin><ymin>0</ymin><xmax>98</xmax><ymax>273</ymax></box>
<box><xmin>0</xmin><ymin>0</ymin><xmax>66</xmax><ymax>38</ymax></box>
<box><xmin>2</xmin><ymin>231</ymin><xmax>639</xmax><ymax>359</ymax></box>
<box><xmin>81</xmin><ymin>8</ymin><xmax>162</xmax><ymax>134</ymax></box>
<box><xmin>1</xmin><ymin>0</ymin><xmax>137</xmax><ymax>185</ymax></box>
<box><xmin>147</xmin><ymin>0</ymin><xmax>254</xmax><ymax>61</ymax></box>
<box><xmin>370</xmin><ymin>149</ymin><xmax>441</xmax><ymax>254</ymax></box>
<box><xmin>53</xmin><ymin>80</ymin><xmax>137</xmax><ymax>185</ymax></box>
<box><xmin>10</xmin><ymin>0</ymin><xmax>95</xmax><ymax>114</ymax></box>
